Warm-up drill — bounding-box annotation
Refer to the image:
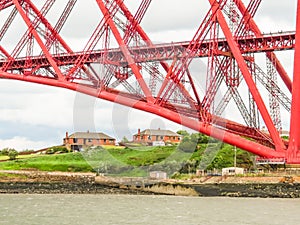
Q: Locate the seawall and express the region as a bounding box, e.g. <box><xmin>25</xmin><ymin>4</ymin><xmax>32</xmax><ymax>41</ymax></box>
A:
<box><xmin>1</xmin><ymin>170</ymin><xmax>300</xmax><ymax>197</ymax></box>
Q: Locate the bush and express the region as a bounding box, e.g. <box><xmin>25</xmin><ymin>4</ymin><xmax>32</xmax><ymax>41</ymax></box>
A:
<box><xmin>121</xmin><ymin>136</ymin><xmax>129</xmax><ymax>143</ymax></box>
<box><xmin>1</xmin><ymin>148</ymin><xmax>19</xmax><ymax>160</ymax></box>
<box><xmin>0</xmin><ymin>148</ymin><xmax>10</xmax><ymax>156</ymax></box>
<box><xmin>7</xmin><ymin>149</ymin><xmax>18</xmax><ymax>160</ymax></box>
<box><xmin>46</xmin><ymin>146</ymin><xmax>69</xmax><ymax>154</ymax></box>
<box><xmin>176</xmin><ymin>130</ymin><xmax>190</xmax><ymax>137</ymax></box>
<box><xmin>178</xmin><ymin>140</ymin><xmax>197</xmax><ymax>153</ymax></box>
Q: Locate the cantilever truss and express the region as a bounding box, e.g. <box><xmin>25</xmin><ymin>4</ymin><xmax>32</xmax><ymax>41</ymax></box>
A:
<box><xmin>0</xmin><ymin>0</ymin><xmax>299</xmax><ymax>163</ymax></box>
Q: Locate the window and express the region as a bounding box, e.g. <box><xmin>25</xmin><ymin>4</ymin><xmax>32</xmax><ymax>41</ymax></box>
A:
<box><xmin>148</xmin><ymin>135</ymin><xmax>151</xmax><ymax>140</ymax></box>
<box><xmin>160</xmin><ymin>136</ymin><xmax>164</xmax><ymax>140</ymax></box>
<box><xmin>73</xmin><ymin>138</ymin><xmax>77</xmax><ymax>143</ymax></box>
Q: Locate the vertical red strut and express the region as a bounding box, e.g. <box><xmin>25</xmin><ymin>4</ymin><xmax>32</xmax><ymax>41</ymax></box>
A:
<box><xmin>12</xmin><ymin>0</ymin><xmax>64</xmax><ymax>80</ymax></box>
<box><xmin>209</xmin><ymin>0</ymin><xmax>285</xmax><ymax>152</ymax></box>
<box><xmin>288</xmin><ymin>0</ymin><xmax>300</xmax><ymax>163</ymax></box>
<box><xmin>233</xmin><ymin>0</ymin><xmax>292</xmax><ymax>93</ymax></box>
<box><xmin>96</xmin><ymin>0</ymin><xmax>154</xmax><ymax>103</ymax></box>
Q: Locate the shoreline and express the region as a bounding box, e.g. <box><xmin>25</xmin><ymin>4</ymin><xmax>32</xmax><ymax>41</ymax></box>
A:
<box><xmin>1</xmin><ymin>170</ymin><xmax>300</xmax><ymax>197</ymax></box>
<box><xmin>1</xmin><ymin>181</ymin><xmax>300</xmax><ymax>198</ymax></box>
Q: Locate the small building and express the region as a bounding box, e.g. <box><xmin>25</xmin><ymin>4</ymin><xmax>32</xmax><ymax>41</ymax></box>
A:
<box><xmin>222</xmin><ymin>167</ymin><xmax>244</xmax><ymax>176</ymax></box>
<box><xmin>152</xmin><ymin>141</ymin><xmax>165</xmax><ymax>146</ymax></box>
<box><xmin>133</xmin><ymin>128</ymin><xmax>181</xmax><ymax>145</ymax></box>
<box><xmin>64</xmin><ymin>131</ymin><xmax>116</xmax><ymax>151</ymax></box>
<box><xmin>255</xmin><ymin>157</ymin><xmax>286</xmax><ymax>165</ymax></box>
<box><xmin>149</xmin><ymin>171</ymin><xmax>167</xmax><ymax>180</ymax></box>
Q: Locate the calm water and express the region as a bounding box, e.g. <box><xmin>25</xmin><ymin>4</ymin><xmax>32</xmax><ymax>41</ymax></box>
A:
<box><xmin>0</xmin><ymin>194</ymin><xmax>299</xmax><ymax>225</ymax></box>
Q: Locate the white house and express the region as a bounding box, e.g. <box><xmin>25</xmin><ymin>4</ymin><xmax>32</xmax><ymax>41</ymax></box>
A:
<box><xmin>222</xmin><ymin>167</ymin><xmax>244</xmax><ymax>176</ymax></box>
<box><xmin>149</xmin><ymin>171</ymin><xmax>167</xmax><ymax>179</ymax></box>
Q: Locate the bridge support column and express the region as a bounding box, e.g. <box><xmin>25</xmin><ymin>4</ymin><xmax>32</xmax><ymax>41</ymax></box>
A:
<box><xmin>288</xmin><ymin>0</ymin><xmax>300</xmax><ymax>163</ymax></box>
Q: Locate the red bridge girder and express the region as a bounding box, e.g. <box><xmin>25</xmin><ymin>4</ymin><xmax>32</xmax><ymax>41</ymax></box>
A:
<box><xmin>0</xmin><ymin>0</ymin><xmax>13</xmax><ymax>10</ymax></box>
<box><xmin>0</xmin><ymin>31</ymin><xmax>295</xmax><ymax>71</ymax></box>
<box><xmin>0</xmin><ymin>0</ymin><xmax>299</xmax><ymax>163</ymax></box>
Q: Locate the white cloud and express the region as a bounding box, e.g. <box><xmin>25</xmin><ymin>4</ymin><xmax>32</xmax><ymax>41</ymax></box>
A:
<box><xmin>256</xmin><ymin>17</ymin><xmax>295</xmax><ymax>34</ymax></box>
<box><xmin>142</xmin><ymin>0</ymin><xmax>206</xmax><ymax>33</ymax></box>
<box><xmin>0</xmin><ymin>136</ymin><xmax>54</xmax><ymax>151</ymax></box>
<box><xmin>0</xmin><ymin>81</ymin><xmax>75</xmax><ymax>128</ymax></box>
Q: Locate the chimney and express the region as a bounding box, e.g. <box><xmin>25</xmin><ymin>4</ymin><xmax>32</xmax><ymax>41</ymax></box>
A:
<box><xmin>138</xmin><ymin>128</ymin><xmax>141</xmax><ymax>135</ymax></box>
<box><xmin>66</xmin><ymin>132</ymin><xmax>69</xmax><ymax>139</ymax></box>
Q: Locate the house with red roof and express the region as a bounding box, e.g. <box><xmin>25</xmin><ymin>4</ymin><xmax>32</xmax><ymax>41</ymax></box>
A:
<box><xmin>64</xmin><ymin>131</ymin><xmax>116</xmax><ymax>151</ymax></box>
<box><xmin>132</xmin><ymin>128</ymin><xmax>181</xmax><ymax>145</ymax></box>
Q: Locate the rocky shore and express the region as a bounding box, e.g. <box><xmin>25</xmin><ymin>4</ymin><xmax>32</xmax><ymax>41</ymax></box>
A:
<box><xmin>0</xmin><ymin>182</ymin><xmax>153</xmax><ymax>195</ymax></box>
<box><xmin>1</xmin><ymin>170</ymin><xmax>300</xmax><ymax>198</ymax></box>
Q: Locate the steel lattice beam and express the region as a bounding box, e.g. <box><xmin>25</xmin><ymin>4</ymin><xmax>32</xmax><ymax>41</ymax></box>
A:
<box><xmin>0</xmin><ymin>32</ymin><xmax>295</xmax><ymax>70</ymax></box>
<box><xmin>0</xmin><ymin>0</ymin><xmax>299</xmax><ymax>163</ymax></box>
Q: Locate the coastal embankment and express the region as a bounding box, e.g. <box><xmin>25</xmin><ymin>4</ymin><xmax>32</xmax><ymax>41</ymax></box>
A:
<box><xmin>0</xmin><ymin>170</ymin><xmax>300</xmax><ymax>197</ymax></box>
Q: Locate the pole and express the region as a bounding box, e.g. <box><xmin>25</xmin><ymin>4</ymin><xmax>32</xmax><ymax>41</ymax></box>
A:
<box><xmin>234</xmin><ymin>146</ymin><xmax>237</xmax><ymax>175</ymax></box>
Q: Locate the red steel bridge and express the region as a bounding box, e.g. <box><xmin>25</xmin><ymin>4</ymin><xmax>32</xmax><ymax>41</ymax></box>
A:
<box><xmin>0</xmin><ymin>0</ymin><xmax>299</xmax><ymax>163</ymax></box>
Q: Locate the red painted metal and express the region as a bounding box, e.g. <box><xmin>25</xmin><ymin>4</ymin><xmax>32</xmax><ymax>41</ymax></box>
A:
<box><xmin>288</xmin><ymin>0</ymin><xmax>300</xmax><ymax>163</ymax></box>
<box><xmin>1</xmin><ymin>32</ymin><xmax>295</xmax><ymax>70</ymax></box>
<box><xmin>0</xmin><ymin>0</ymin><xmax>299</xmax><ymax>163</ymax></box>
<box><xmin>267</xmin><ymin>57</ymin><xmax>282</xmax><ymax>131</ymax></box>
<box><xmin>234</xmin><ymin>0</ymin><xmax>292</xmax><ymax>93</ymax></box>
<box><xmin>0</xmin><ymin>70</ymin><xmax>285</xmax><ymax>159</ymax></box>
<box><xmin>209</xmin><ymin>0</ymin><xmax>285</xmax><ymax>151</ymax></box>
<box><xmin>0</xmin><ymin>7</ymin><xmax>16</xmax><ymax>41</ymax></box>
<box><xmin>116</xmin><ymin>0</ymin><xmax>197</xmax><ymax>108</ymax></box>
<box><xmin>12</xmin><ymin>0</ymin><xmax>64</xmax><ymax>80</ymax></box>
<box><xmin>0</xmin><ymin>0</ymin><xmax>13</xmax><ymax>10</ymax></box>
<box><xmin>96</xmin><ymin>0</ymin><xmax>154</xmax><ymax>102</ymax></box>
<box><xmin>3</xmin><ymin>1</ymin><xmax>55</xmax><ymax>71</ymax></box>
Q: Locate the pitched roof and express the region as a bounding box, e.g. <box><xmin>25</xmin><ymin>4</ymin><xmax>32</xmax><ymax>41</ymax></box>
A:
<box><xmin>134</xmin><ymin>129</ymin><xmax>180</xmax><ymax>137</ymax></box>
<box><xmin>68</xmin><ymin>132</ymin><xmax>115</xmax><ymax>140</ymax></box>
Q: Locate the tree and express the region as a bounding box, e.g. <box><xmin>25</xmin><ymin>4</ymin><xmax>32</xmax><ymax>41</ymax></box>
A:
<box><xmin>178</xmin><ymin>136</ymin><xmax>197</xmax><ymax>153</ymax></box>
<box><xmin>121</xmin><ymin>136</ymin><xmax>129</xmax><ymax>143</ymax></box>
<box><xmin>177</xmin><ymin>130</ymin><xmax>189</xmax><ymax>137</ymax></box>
<box><xmin>0</xmin><ymin>148</ymin><xmax>9</xmax><ymax>156</ymax></box>
<box><xmin>7</xmin><ymin>149</ymin><xmax>18</xmax><ymax>160</ymax></box>
<box><xmin>191</xmin><ymin>133</ymin><xmax>200</xmax><ymax>143</ymax></box>
<box><xmin>46</xmin><ymin>146</ymin><xmax>68</xmax><ymax>154</ymax></box>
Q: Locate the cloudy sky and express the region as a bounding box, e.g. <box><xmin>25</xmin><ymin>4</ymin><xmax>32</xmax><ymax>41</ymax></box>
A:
<box><xmin>0</xmin><ymin>0</ymin><xmax>296</xmax><ymax>150</ymax></box>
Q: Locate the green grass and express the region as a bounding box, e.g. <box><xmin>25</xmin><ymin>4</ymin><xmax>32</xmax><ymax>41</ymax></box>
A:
<box><xmin>0</xmin><ymin>172</ymin><xmax>27</xmax><ymax>180</ymax></box>
<box><xmin>0</xmin><ymin>153</ymin><xmax>93</xmax><ymax>172</ymax></box>
<box><xmin>0</xmin><ymin>144</ymin><xmax>255</xmax><ymax>177</ymax></box>
<box><xmin>0</xmin><ymin>146</ymin><xmax>191</xmax><ymax>176</ymax></box>
<box><xmin>106</xmin><ymin>146</ymin><xmax>179</xmax><ymax>166</ymax></box>
<box><xmin>0</xmin><ymin>155</ymin><xmax>9</xmax><ymax>161</ymax></box>
<box><xmin>82</xmin><ymin>146</ymin><xmax>198</xmax><ymax>177</ymax></box>
<box><xmin>0</xmin><ymin>153</ymin><xmax>44</xmax><ymax>161</ymax></box>
<box><xmin>17</xmin><ymin>154</ymin><xmax>43</xmax><ymax>159</ymax></box>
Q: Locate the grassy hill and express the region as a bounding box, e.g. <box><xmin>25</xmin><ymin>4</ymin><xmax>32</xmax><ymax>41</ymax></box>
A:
<box><xmin>0</xmin><ymin>143</ymin><xmax>255</xmax><ymax>177</ymax></box>
<box><xmin>0</xmin><ymin>153</ymin><xmax>93</xmax><ymax>172</ymax></box>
